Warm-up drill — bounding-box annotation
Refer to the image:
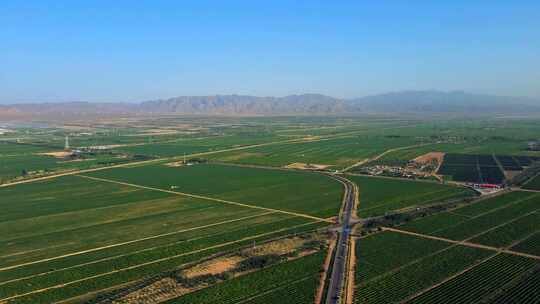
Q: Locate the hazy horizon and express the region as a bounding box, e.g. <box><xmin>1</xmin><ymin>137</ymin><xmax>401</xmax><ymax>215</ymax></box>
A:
<box><xmin>1</xmin><ymin>90</ymin><xmax>540</xmax><ymax>106</ymax></box>
<box><xmin>2</xmin><ymin>1</ymin><xmax>540</xmax><ymax>103</ymax></box>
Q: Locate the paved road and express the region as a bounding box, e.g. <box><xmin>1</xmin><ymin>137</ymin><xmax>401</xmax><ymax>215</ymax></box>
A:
<box><xmin>325</xmin><ymin>175</ymin><xmax>357</xmax><ymax>304</ymax></box>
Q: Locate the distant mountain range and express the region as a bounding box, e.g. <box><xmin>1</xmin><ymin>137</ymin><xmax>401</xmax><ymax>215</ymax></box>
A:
<box><xmin>1</xmin><ymin>91</ymin><xmax>539</xmax><ymax>118</ymax></box>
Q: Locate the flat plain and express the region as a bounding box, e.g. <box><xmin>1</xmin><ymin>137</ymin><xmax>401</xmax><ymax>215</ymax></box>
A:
<box><xmin>347</xmin><ymin>175</ymin><xmax>475</xmax><ymax>217</ymax></box>
<box><xmin>2</xmin><ymin>116</ymin><xmax>540</xmax><ymax>304</ymax></box>
<box><xmin>0</xmin><ymin>162</ymin><xmax>340</xmax><ymax>303</ymax></box>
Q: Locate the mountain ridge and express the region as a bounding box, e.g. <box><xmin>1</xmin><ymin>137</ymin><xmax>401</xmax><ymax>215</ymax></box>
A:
<box><xmin>1</xmin><ymin>91</ymin><xmax>539</xmax><ymax>118</ymax></box>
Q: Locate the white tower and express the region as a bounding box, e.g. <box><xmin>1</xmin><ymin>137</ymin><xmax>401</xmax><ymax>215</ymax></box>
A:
<box><xmin>64</xmin><ymin>136</ymin><xmax>70</xmax><ymax>150</ymax></box>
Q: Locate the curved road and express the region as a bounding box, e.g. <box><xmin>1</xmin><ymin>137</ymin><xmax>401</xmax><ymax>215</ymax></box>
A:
<box><xmin>325</xmin><ymin>174</ymin><xmax>357</xmax><ymax>304</ymax></box>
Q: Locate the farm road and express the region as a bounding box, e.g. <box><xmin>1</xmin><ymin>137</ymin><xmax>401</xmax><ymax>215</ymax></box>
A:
<box><xmin>325</xmin><ymin>175</ymin><xmax>358</xmax><ymax>304</ymax></box>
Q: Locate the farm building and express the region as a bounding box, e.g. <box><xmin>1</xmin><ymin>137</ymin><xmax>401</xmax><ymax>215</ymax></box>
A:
<box><xmin>528</xmin><ymin>141</ymin><xmax>540</xmax><ymax>151</ymax></box>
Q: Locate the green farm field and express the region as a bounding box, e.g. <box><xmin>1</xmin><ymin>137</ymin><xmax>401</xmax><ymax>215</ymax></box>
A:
<box><xmin>523</xmin><ymin>174</ymin><xmax>540</xmax><ymax>190</ymax></box>
<box><xmin>386</xmin><ymin>190</ymin><xmax>540</xmax><ymax>302</ymax></box>
<box><xmin>0</xmin><ymin>152</ymin><xmax>136</xmax><ymax>183</ymax></box>
<box><xmin>347</xmin><ymin>175</ymin><xmax>475</xmax><ymax>217</ymax></box>
<box><xmin>0</xmin><ymin>163</ymin><xmax>340</xmax><ymax>303</ymax></box>
<box><xmin>408</xmin><ymin>253</ymin><xmax>538</xmax><ymax>303</ymax></box>
<box><xmin>353</xmin><ymin>231</ymin><xmax>493</xmax><ymax>304</ymax></box>
<box><xmin>353</xmin><ymin>187</ymin><xmax>540</xmax><ymax>304</ymax></box>
<box><xmin>85</xmin><ymin>163</ymin><xmax>343</xmax><ymax>218</ymax></box>
<box><xmin>400</xmin><ymin>191</ymin><xmax>540</xmax><ymax>246</ymax></box>
<box><xmin>208</xmin><ymin>135</ymin><xmax>421</xmax><ymax>169</ymax></box>
<box><xmin>164</xmin><ymin>251</ymin><xmax>325</xmax><ymax>304</ymax></box>
<box><xmin>3</xmin><ymin>116</ymin><xmax>540</xmax><ymax>303</ymax></box>
<box><xmin>115</xmin><ymin>133</ymin><xmax>283</xmax><ymax>158</ymax></box>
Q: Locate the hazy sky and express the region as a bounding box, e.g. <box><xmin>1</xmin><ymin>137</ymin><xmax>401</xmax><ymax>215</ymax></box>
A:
<box><xmin>1</xmin><ymin>0</ymin><xmax>539</xmax><ymax>103</ymax></box>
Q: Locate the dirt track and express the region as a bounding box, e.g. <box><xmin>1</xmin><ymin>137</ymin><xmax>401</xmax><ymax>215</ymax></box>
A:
<box><xmin>315</xmin><ymin>238</ymin><xmax>336</xmax><ymax>304</ymax></box>
<box><xmin>77</xmin><ymin>174</ymin><xmax>334</xmax><ymax>224</ymax></box>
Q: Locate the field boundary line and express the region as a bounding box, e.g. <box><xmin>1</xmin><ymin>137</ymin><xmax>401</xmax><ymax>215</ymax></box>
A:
<box><xmin>234</xmin><ymin>275</ymin><xmax>316</xmax><ymax>304</ymax></box>
<box><xmin>315</xmin><ymin>238</ymin><xmax>336</xmax><ymax>304</ymax></box>
<box><xmin>0</xmin><ymin>212</ymin><xmax>275</xmax><ymax>273</ymax></box>
<box><xmin>344</xmin><ymin>235</ymin><xmax>356</xmax><ymax>304</ymax></box>
<box><xmin>520</xmin><ymin>169</ymin><xmax>540</xmax><ymax>189</ymax></box>
<box><xmin>462</xmin><ymin>210</ymin><xmax>540</xmax><ymax>244</ymax></box>
<box><xmin>429</xmin><ymin>192</ymin><xmax>540</xmax><ymax>234</ymax></box>
<box><xmin>0</xmin><ymin>137</ymin><xmax>316</xmax><ymax>188</ymax></box>
<box><xmin>359</xmin><ymin>188</ymin><xmax>458</xmax><ymax>212</ymax></box>
<box><xmin>0</xmin><ymin>212</ymin><xmax>297</xmax><ymax>287</ymax></box>
<box><xmin>507</xmin><ymin>230</ymin><xmax>540</xmax><ymax>251</ymax></box>
<box><xmin>344</xmin><ymin>172</ymin><xmax>455</xmax><ymax>186</ymax></box>
<box><xmin>355</xmin><ymin>239</ymin><xmax>462</xmax><ymax>288</ymax></box>
<box><xmin>399</xmin><ymin>252</ymin><xmax>500</xmax><ymax>304</ymax></box>
<box><xmin>76</xmin><ymin>174</ymin><xmax>334</xmax><ymax>223</ymax></box>
<box><xmin>0</xmin><ymin>124</ymin><xmax>420</xmax><ymax>189</ymax></box>
<box><xmin>0</xmin><ymin>221</ymin><xmax>320</xmax><ymax>302</ymax></box>
<box><xmin>0</xmin><ymin>242</ymin><xmax>76</xmax><ymax>260</ymax></box>
<box><xmin>382</xmin><ymin>227</ymin><xmax>540</xmax><ymax>260</ymax></box>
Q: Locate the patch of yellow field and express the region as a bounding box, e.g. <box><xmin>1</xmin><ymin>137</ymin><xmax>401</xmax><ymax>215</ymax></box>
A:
<box><xmin>284</xmin><ymin>162</ymin><xmax>331</xmax><ymax>170</ymax></box>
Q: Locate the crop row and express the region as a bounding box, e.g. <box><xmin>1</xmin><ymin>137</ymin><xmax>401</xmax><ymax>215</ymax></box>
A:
<box><xmin>437</xmin><ymin>154</ymin><xmax>506</xmax><ymax>183</ymax></box>
<box><xmin>433</xmin><ymin>194</ymin><xmax>540</xmax><ymax>240</ymax></box>
<box><xmin>209</xmin><ymin>135</ymin><xmax>418</xmax><ymax>168</ymax></box>
<box><xmin>349</xmin><ymin>175</ymin><xmax>474</xmax><ymax>218</ymax></box>
<box><xmin>163</xmin><ymin>251</ymin><xmax>325</xmax><ymax>304</ymax></box>
<box><xmin>354</xmin><ymin>245</ymin><xmax>491</xmax><ymax>304</ymax></box>
<box><xmin>360</xmin><ymin>188</ymin><xmax>473</xmax><ymax>218</ymax></box>
<box><xmin>513</xmin><ymin>155</ymin><xmax>540</xmax><ymax>167</ymax></box>
<box><xmin>409</xmin><ymin>254</ymin><xmax>537</xmax><ymax>304</ymax></box>
<box><xmin>1</xmin><ymin>205</ymin><xmax>265</xmax><ymax>281</ymax></box>
<box><xmin>4</xmin><ymin>218</ymin><xmax>325</xmax><ymax>304</ymax></box>
<box><xmin>354</xmin><ymin>231</ymin><xmax>450</xmax><ymax>284</ymax></box>
<box><xmin>495</xmin><ymin>155</ymin><xmax>523</xmax><ymax>170</ymax></box>
<box><xmin>489</xmin><ymin>268</ymin><xmax>540</xmax><ymax>304</ymax></box>
<box><xmin>400</xmin><ymin>192</ymin><xmax>536</xmax><ymax>235</ymax></box>
<box><xmin>511</xmin><ymin>231</ymin><xmax>540</xmax><ymax>256</ymax></box>
<box><xmin>469</xmin><ymin>212</ymin><xmax>540</xmax><ymax>247</ymax></box>
<box><xmin>88</xmin><ymin>163</ymin><xmax>344</xmax><ymax>218</ymax></box>
<box><xmin>524</xmin><ymin>174</ymin><xmax>540</xmax><ymax>191</ymax></box>
<box><xmin>240</xmin><ymin>275</ymin><xmax>320</xmax><ymax>304</ymax></box>
<box><xmin>451</xmin><ymin>191</ymin><xmax>533</xmax><ymax>217</ymax></box>
<box><xmin>0</xmin><ymin>175</ymin><xmax>169</xmax><ymax>223</ymax></box>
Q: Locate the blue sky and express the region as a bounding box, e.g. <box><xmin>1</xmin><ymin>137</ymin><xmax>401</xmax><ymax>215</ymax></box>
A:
<box><xmin>1</xmin><ymin>0</ymin><xmax>539</xmax><ymax>103</ymax></box>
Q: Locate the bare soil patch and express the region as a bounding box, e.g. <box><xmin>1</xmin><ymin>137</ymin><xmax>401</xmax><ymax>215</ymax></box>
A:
<box><xmin>164</xmin><ymin>161</ymin><xmax>185</xmax><ymax>167</ymax></box>
<box><xmin>413</xmin><ymin>152</ymin><xmax>445</xmax><ymax>164</ymax></box>
<box><xmin>504</xmin><ymin>170</ymin><xmax>521</xmax><ymax>179</ymax></box>
<box><xmin>136</xmin><ymin>129</ymin><xmax>181</xmax><ymax>136</ymax></box>
<box><xmin>112</xmin><ymin>278</ymin><xmax>190</xmax><ymax>304</ymax></box>
<box><xmin>217</xmin><ymin>152</ymin><xmax>266</xmax><ymax>162</ymax></box>
<box><xmin>181</xmin><ymin>256</ymin><xmax>242</xmax><ymax>279</ymax></box>
<box><xmin>58</xmin><ymin>158</ymin><xmax>96</xmax><ymax>163</ymax></box>
<box><xmin>37</xmin><ymin>151</ymin><xmax>73</xmax><ymax>158</ymax></box>
<box><xmin>285</xmin><ymin>162</ymin><xmax>331</xmax><ymax>170</ymax></box>
<box><xmin>109</xmin><ymin>234</ymin><xmax>327</xmax><ymax>304</ymax></box>
<box><xmin>86</xmin><ymin>144</ymin><xmax>129</xmax><ymax>149</ymax></box>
